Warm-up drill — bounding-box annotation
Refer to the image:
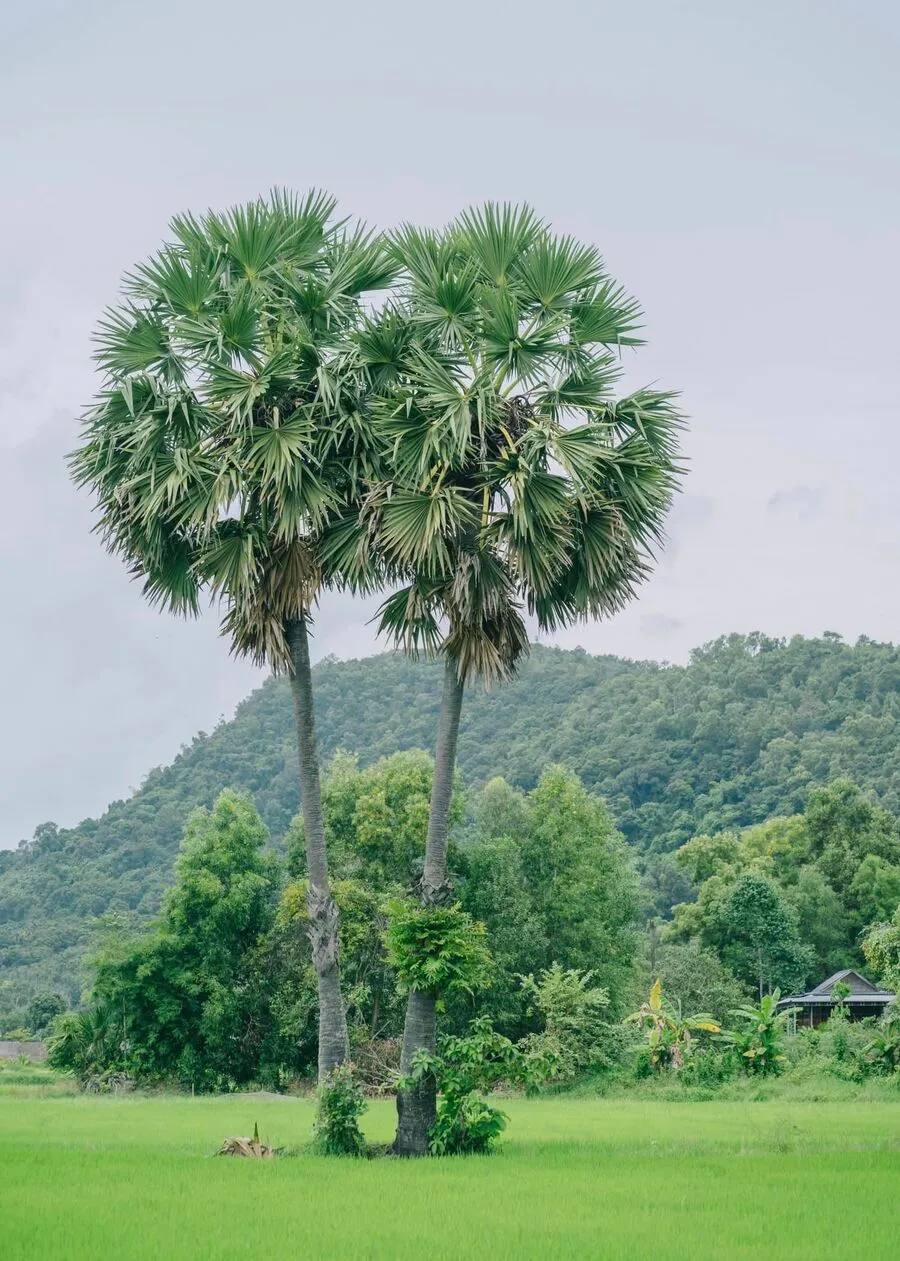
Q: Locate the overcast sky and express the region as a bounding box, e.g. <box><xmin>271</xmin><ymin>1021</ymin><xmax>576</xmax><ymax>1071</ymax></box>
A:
<box><xmin>1</xmin><ymin>0</ymin><xmax>898</xmax><ymax>847</ymax></box>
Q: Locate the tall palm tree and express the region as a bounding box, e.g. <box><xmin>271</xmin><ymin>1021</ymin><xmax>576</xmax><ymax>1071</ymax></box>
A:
<box><xmin>356</xmin><ymin>204</ymin><xmax>685</xmax><ymax>1152</ymax></box>
<box><xmin>70</xmin><ymin>191</ymin><xmax>397</xmax><ymax>1079</ymax></box>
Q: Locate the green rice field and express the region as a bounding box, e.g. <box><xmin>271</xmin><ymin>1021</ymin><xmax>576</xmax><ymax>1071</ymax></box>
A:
<box><xmin>1</xmin><ymin>1088</ymin><xmax>898</xmax><ymax>1260</ymax></box>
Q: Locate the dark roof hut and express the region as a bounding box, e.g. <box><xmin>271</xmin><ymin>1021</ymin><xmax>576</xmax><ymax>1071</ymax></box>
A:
<box><xmin>777</xmin><ymin>969</ymin><xmax>895</xmax><ymax>1028</ymax></box>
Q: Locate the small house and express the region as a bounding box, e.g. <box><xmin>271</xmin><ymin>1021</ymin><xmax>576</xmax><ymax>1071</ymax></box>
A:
<box><xmin>777</xmin><ymin>969</ymin><xmax>895</xmax><ymax>1029</ymax></box>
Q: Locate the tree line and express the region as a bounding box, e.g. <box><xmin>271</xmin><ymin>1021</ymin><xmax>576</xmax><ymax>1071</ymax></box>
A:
<box><xmin>6</xmin><ymin>632</ymin><xmax>900</xmax><ymax>1030</ymax></box>
<box><xmin>42</xmin><ymin>758</ymin><xmax>900</xmax><ymax>1148</ymax></box>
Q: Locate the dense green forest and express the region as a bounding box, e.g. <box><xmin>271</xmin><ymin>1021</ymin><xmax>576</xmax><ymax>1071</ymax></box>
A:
<box><xmin>4</xmin><ymin>631</ymin><xmax>900</xmax><ymax>1024</ymax></box>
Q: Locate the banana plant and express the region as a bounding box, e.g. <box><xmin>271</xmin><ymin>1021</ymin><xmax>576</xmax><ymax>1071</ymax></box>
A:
<box><xmin>626</xmin><ymin>979</ymin><xmax>720</xmax><ymax>1070</ymax></box>
<box><xmin>720</xmin><ymin>990</ymin><xmax>793</xmax><ymax>1075</ymax></box>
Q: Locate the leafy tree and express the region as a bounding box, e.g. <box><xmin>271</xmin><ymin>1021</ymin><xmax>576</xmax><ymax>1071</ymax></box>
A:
<box><xmin>288</xmin><ymin>749</ymin><xmax>462</xmax><ymax>892</ymax></box>
<box><xmin>804</xmin><ymin>780</ymin><xmax>900</xmax><ymax>891</ymax></box>
<box><xmin>89</xmin><ymin>792</ymin><xmax>282</xmax><ymax>1089</ymax></box>
<box><xmin>69</xmin><ymin>191</ymin><xmax>396</xmax><ymax>1077</ymax></box>
<box><xmin>785</xmin><ymin>866</ymin><xmax>850</xmax><ymax>979</ymax></box>
<box><xmin>863</xmin><ymin>906</ymin><xmax>900</xmax><ymax>991</ymax></box>
<box><xmin>647</xmin><ymin>941</ymin><xmax>747</xmax><ymax>1024</ymax></box>
<box><xmin>518</xmin><ymin>768</ymin><xmax>639</xmax><ymax>1008</ymax></box>
<box><xmin>24</xmin><ymin>992</ymin><xmax>67</xmax><ymax>1037</ymax></box>
<box><xmin>457</xmin><ymin>769</ymin><xmax>639</xmax><ymax>1038</ymax></box>
<box><xmin>848</xmin><ymin>856</ymin><xmax>900</xmax><ymax>932</ymax></box>
<box><xmin>719</xmin><ymin>875</ymin><xmax>813</xmax><ymax>998</ymax></box>
<box><xmin>518</xmin><ymin>964</ymin><xmax>611</xmax><ymax>1081</ymax></box>
<box><xmin>357</xmin><ymin>203</ymin><xmax>683</xmax><ymax>1153</ymax></box>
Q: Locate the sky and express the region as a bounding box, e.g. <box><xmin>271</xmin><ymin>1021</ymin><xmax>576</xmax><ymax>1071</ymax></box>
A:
<box><xmin>1</xmin><ymin>0</ymin><xmax>899</xmax><ymax>847</ymax></box>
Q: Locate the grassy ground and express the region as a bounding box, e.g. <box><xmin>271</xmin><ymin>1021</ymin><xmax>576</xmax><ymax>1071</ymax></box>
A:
<box><xmin>1</xmin><ymin>1087</ymin><xmax>898</xmax><ymax>1260</ymax></box>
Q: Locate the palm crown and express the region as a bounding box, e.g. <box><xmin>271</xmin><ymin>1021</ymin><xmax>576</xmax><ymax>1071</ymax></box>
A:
<box><xmin>70</xmin><ymin>190</ymin><xmax>396</xmax><ymax>669</ymax></box>
<box><xmin>349</xmin><ymin>204</ymin><xmax>684</xmax><ymax>683</ymax></box>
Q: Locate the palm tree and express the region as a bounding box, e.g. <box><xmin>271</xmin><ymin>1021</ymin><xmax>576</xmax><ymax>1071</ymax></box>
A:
<box><xmin>356</xmin><ymin>204</ymin><xmax>685</xmax><ymax>1152</ymax></box>
<box><xmin>70</xmin><ymin>191</ymin><xmax>397</xmax><ymax>1078</ymax></box>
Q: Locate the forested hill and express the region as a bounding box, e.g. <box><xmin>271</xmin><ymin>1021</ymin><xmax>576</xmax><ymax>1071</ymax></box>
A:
<box><xmin>4</xmin><ymin>632</ymin><xmax>900</xmax><ymax>1017</ymax></box>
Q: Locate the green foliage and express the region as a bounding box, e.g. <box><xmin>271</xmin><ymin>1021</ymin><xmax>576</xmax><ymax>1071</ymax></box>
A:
<box><xmin>459</xmin><ymin>766</ymin><xmax>639</xmax><ymax>1034</ymax></box>
<box><xmin>312</xmin><ymin>1064</ymin><xmax>368</xmax><ymax>1156</ymax></box>
<box><xmin>9</xmin><ymin>633</ymin><xmax>900</xmax><ymax>1021</ymax></box>
<box><xmin>626</xmin><ymin>979</ymin><xmax>720</xmax><ymax>1072</ymax></box>
<box><xmin>403</xmin><ymin>1017</ymin><xmax>522</xmax><ymax>1155</ymax></box>
<box><xmin>386</xmin><ymin>903</ymin><xmax>491</xmax><ymax>997</ymax></box>
<box><xmin>287</xmin><ymin>749</ymin><xmax>462</xmax><ymax>892</ymax></box>
<box><xmin>278</xmin><ymin>876</ymin><xmax>400</xmax><ymax>1051</ymax></box>
<box><xmin>862</xmin><ymin>904</ymin><xmax>900</xmax><ymax>991</ymax></box>
<box><xmin>865</xmin><ymin>1006</ymin><xmax>900</xmax><ymax>1075</ymax></box>
<box><xmin>518</xmin><ymin>964</ymin><xmax>611</xmax><ymax>1082</ymax></box>
<box><xmin>720</xmin><ymin>992</ymin><xmax>792</xmax><ymax>1076</ymax></box>
<box><xmin>24</xmin><ymin>992</ymin><xmax>67</xmax><ymax>1037</ymax></box>
<box><xmin>78</xmin><ymin>792</ymin><xmax>283</xmax><ymax>1090</ymax></box>
<box><xmin>646</xmin><ymin>941</ymin><xmax>748</xmax><ymax>1024</ymax></box>
<box><xmin>364</xmin><ymin>205</ymin><xmax>684</xmax><ymax>686</ymax></box>
<box><xmin>45</xmin><ymin>1006</ymin><xmax>123</xmax><ymax>1084</ymax></box>
<box><xmin>669</xmin><ymin>777</ymin><xmax>900</xmax><ymax>990</ymax></box>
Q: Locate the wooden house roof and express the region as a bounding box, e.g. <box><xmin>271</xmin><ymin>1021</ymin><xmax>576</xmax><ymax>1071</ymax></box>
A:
<box><xmin>778</xmin><ymin>969</ymin><xmax>895</xmax><ymax>1007</ymax></box>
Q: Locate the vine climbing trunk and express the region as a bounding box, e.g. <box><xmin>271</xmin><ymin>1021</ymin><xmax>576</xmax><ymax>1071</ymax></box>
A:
<box><xmin>394</xmin><ymin>657</ymin><xmax>465</xmax><ymax>1156</ymax></box>
<box><xmin>286</xmin><ymin>614</ymin><xmax>349</xmax><ymax>1079</ymax></box>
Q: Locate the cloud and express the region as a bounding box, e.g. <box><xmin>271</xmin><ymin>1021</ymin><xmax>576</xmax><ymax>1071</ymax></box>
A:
<box><xmin>640</xmin><ymin>613</ymin><xmax>686</xmax><ymax>638</ymax></box>
<box><xmin>767</xmin><ymin>486</ymin><xmax>824</xmax><ymax>519</ymax></box>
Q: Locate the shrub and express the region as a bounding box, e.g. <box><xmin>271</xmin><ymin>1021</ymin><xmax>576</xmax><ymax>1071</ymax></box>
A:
<box><xmin>403</xmin><ymin>1018</ymin><xmax>523</xmax><ymax>1156</ymax></box>
<box><xmin>312</xmin><ymin>1064</ymin><xmax>368</xmax><ymax>1156</ymax></box>
<box><xmin>430</xmin><ymin>1091</ymin><xmax>507</xmax><ymax>1156</ymax></box>
<box><xmin>45</xmin><ymin>1007</ymin><xmax>120</xmax><ymax>1084</ymax></box>
<box><xmin>866</xmin><ymin>1005</ymin><xmax>900</xmax><ymax>1075</ymax></box>
<box><xmin>720</xmin><ymin>991</ymin><xmax>791</xmax><ymax>1075</ymax></box>
<box><xmin>518</xmin><ymin>965</ymin><xmax>611</xmax><ymax>1083</ymax></box>
<box><xmin>677</xmin><ymin>1045</ymin><xmax>739</xmax><ymax>1087</ymax></box>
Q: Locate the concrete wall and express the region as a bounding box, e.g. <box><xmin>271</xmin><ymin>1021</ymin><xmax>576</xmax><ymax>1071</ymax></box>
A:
<box><xmin>0</xmin><ymin>1040</ymin><xmax>47</xmax><ymax>1061</ymax></box>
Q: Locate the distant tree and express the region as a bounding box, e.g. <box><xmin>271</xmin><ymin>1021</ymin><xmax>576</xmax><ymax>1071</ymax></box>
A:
<box><xmin>720</xmin><ymin>875</ymin><xmax>813</xmax><ymax>997</ymax></box>
<box><xmin>849</xmin><ymin>856</ymin><xmax>900</xmax><ymax>933</ymax></box>
<box><xmin>458</xmin><ymin>769</ymin><xmax>639</xmax><ymax>1037</ymax></box>
<box><xmin>804</xmin><ymin>780</ymin><xmax>900</xmax><ymax>891</ymax></box>
<box><xmin>24</xmin><ymin>992</ymin><xmax>67</xmax><ymax>1037</ymax></box>
<box><xmin>91</xmin><ymin>791</ymin><xmax>282</xmax><ymax>1089</ymax></box>
<box><xmin>648</xmin><ymin>941</ymin><xmax>747</xmax><ymax>1024</ymax></box>
<box><xmin>862</xmin><ymin>905</ymin><xmax>900</xmax><ymax>992</ymax></box>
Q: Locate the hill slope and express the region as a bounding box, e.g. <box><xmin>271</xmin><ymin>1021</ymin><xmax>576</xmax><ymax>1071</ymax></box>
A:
<box><xmin>3</xmin><ymin>632</ymin><xmax>900</xmax><ymax>1021</ymax></box>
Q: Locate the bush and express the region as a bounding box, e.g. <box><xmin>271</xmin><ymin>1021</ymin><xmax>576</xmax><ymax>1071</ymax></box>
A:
<box><xmin>866</xmin><ymin>1006</ymin><xmax>900</xmax><ymax>1075</ymax></box>
<box><xmin>430</xmin><ymin>1091</ymin><xmax>507</xmax><ymax>1156</ymax></box>
<box><xmin>518</xmin><ymin>965</ymin><xmax>611</xmax><ymax>1084</ymax></box>
<box><xmin>719</xmin><ymin>992</ymin><xmax>790</xmax><ymax>1076</ymax></box>
<box><xmin>403</xmin><ymin>1018</ymin><xmax>522</xmax><ymax>1156</ymax></box>
<box><xmin>312</xmin><ymin>1065</ymin><xmax>368</xmax><ymax>1156</ymax></box>
<box><xmin>676</xmin><ymin>1045</ymin><xmax>738</xmax><ymax>1087</ymax></box>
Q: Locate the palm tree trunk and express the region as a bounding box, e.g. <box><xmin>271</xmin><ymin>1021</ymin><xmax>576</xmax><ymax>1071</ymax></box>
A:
<box><xmin>286</xmin><ymin>614</ymin><xmax>349</xmax><ymax>1079</ymax></box>
<box><xmin>394</xmin><ymin>656</ymin><xmax>464</xmax><ymax>1156</ymax></box>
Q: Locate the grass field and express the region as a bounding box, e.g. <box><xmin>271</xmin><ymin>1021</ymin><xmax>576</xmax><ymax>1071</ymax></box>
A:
<box><xmin>1</xmin><ymin>1087</ymin><xmax>898</xmax><ymax>1260</ymax></box>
